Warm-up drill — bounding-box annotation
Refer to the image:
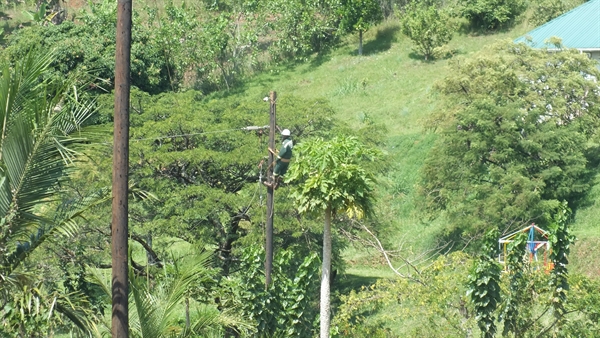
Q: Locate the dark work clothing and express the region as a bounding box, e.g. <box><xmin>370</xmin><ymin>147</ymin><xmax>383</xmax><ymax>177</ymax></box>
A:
<box><xmin>274</xmin><ymin>138</ymin><xmax>293</xmax><ymax>176</ymax></box>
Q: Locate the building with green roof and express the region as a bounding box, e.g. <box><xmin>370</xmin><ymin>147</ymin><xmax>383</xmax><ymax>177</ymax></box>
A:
<box><xmin>514</xmin><ymin>0</ymin><xmax>600</xmax><ymax>62</ymax></box>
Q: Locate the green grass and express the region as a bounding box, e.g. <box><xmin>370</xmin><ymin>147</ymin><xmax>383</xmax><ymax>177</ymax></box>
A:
<box><xmin>42</xmin><ymin>8</ymin><xmax>600</xmax><ymax>337</ymax></box>
<box><xmin>231</xmin><ymin>15</ymin><xmax>600</xmax><ymax>285</ymax></box>
<box><xmin>569</xmin><ymin>172</ymin><xmax>600</xmax><ymax>278</ymax></box>
<box><xmin>236</xmin><ymin>17</ymin><xmax>524</xmax><ymax>267</ymax></box>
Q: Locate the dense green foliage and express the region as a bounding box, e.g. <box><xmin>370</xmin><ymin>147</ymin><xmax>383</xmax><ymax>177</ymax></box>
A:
<box><xmin>400</xmin><ymin>2</ymin><xmax>455</xmax><ymax>60</ymax></box>
<box><xmin>2</xmin><ymin>1</ymin><xmax>170</xmax><ymax>93</ymax></box>
<box><xmin>2</xmin><ymin>0</ymin><xmax>600</xmax><ymax>335</ymax></box>
<box><xmin>548</xmin><ymin>203</ymin><xmax>575</xmax><ymax>324</ymax></box>
<box><xmin>0</xmin><ymin>51</ymin><xmax>102</xmax><ymax>336</ymax></box>
<box><xmin>420</xmin><ymin>42</ymin><xmax>600</xmax><ymax>239</ymax></box>
<box><xmin>460</xmin><ymin>0</ymin><xmax>527</xmax><ymax>29</ymax></box>
<box><xmin>334</xmin><ymin>237</ymin><xmax>600</xmax><ymax>337</ymax></box>
<box><xmin>287</xmin><ymin>136</ymin><xmax>379</xmax><ymax>218</ymax></box>
<box><xmin>529</xmin><ymin>0</ymin><xmax>581</xmax><ymax>27</ymax></box>
<box><xmin>467</xmin><ymin>206</ymin><xmax>582</xmax><ymax>337</ymax></box>
<box><xmin>336</xmin><ymin>0</ymin><xmax>383</xmax><ymax>55</ymax></box>
<box><xmin>218</xmin><ymin>246</ymin><xmax>320</xmax><ymax>337</ymax></box>
<box><xmin>265</xmin><ymin>0</ymin><xmax>340</xmax><ymax>59</ymax></box>
<box><xmin>334</xmin><ymin>252</ymin><xmax>476</xmax><ymax>337</ymax></box>
<box><xmin>467</xmin><ymin>230</ymin><xmax>502</xmax><ymax>338</ymax></box>
<box><xmin>0</xmin><ymin>0</ymin><xmax>343</xmax><ymax>94</ymax></box>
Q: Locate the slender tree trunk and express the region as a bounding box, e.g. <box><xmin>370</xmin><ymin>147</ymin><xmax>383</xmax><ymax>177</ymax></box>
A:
<box><xmin>112</xmin><ymin>0</ymin><xmax>132</xmax><ymax>335</ymax></box>
<box><xmin>185</xmin><ymin>297</ymin><xmax>190</xmax><ymax>329</ymax></box>
<box><xmin>320</xmin><ymin>205</ymin><xmax>332</xmax><ymax>338</ymax></box>
<box><xmin>358</xmin><ymin>30</ymin><xmax>363</xmax><ymax>56</ymax></box>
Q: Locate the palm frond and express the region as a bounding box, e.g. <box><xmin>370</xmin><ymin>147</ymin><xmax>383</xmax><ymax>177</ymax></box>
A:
<box><xmin>130</xmin><ymin>269</ymin><xmax>163</xmax><ymax>338</ymax></box>
<box><xmin>0</xmin><ymin>173</ymin><xmax>11</xmax><ymax>218</ymax></box>
<box><xmin>0</xmin><ymin>50</ymin><xmax>100</xmax><ymax>273</ymax></box>
<box><xmin>1</xmin><ymin>272</ymin><xmax>102</xmax><ymax>337</ymax></box>
<box><xmin>54</xmin><ymin>292</ymin><xmax>103</xmax><ymax>338</ymax></box>
<box><xmin>3</xmin><ymin>187</ymin><xmax>111</xmax><ymax>275</ymax></box>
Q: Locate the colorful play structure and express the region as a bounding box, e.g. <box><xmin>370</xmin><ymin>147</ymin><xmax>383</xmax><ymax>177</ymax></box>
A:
<box><xmin>498</xmin><ymin>224</ymin><xmax>554</xmax><ymax>272</ymax></box>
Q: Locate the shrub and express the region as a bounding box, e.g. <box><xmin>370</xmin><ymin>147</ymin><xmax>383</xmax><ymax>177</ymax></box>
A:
<box><xmin>401</xmin><ymin>3</ymin><xmax>455</xmax><ymax>60</ymax></box>
<box><xmin>529</xmin><ymin>0</ymin><xmax>578</xmax><ymax>26</ymax></box>
<box><xmin>460</xmin><ymin>0</ymin><xmax>527</xmax><ymax>29</ymax></box>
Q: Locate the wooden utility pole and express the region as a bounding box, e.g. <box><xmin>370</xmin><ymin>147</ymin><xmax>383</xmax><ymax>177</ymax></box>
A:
<box><xmin>265</xmin><ymin>91</ymin><xmax>276</xmax><ymax>288</ymax></box>
<box><xmin>112</xmin><ymin>0</ymin><xmax>132</xmax><ymax>335</ymax></box>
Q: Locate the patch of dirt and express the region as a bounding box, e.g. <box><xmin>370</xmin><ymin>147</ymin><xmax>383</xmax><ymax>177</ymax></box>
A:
<box><xmin>63</xmin><ymin>0</ymin><xmax>87</xmax><ymax>12</ymax></box>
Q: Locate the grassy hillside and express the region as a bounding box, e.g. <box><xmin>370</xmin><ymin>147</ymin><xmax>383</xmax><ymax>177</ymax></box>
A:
<box><xmin>222</xmin><ymin>17</ymin><xmax>600</xmax><ymax>281</ymax></box>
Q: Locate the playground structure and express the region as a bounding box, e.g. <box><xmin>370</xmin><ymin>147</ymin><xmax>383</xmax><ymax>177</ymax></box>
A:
<box><xmin>498</xmin><ymin>224</ymin><xmax>553</xmax><ymax>272</ymax></box>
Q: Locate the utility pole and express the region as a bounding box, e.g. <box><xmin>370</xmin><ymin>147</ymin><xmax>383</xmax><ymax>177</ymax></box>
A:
<box><xmin>112</xmin><ymin>0</ymin><xmax>132</xmax><ymax>335</ymax></box>
<box><xmin>265</xmin><ymin>91</ymin><xmax>276</xmax><ymax>288</ymax></box>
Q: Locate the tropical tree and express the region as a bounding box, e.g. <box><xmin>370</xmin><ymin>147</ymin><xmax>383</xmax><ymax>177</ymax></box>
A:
<box><xmin>336</xmin><ymin>0</ymin><xmax>383</xmax><ymax>55</ymax></box>
<box><xmin>529</xmin><ymin>0</ymin><xmax>573</xmax><ymax>26</ymax></box>
<box><xmin>0</xmin><ymin>52</ymin><xmax>103</xmax><ymax>335</ymax></box>
<box><xmin>286</xmin><ymin>136</ymin><xmax>379</xmax><ymax>337</ymax></box>
<box><xmin>401</xmin><ymin>2</ymin><xmax>455</xmax><ymax>60</ymax></box>
<box><xmin>264</xmin><ymin>0</ymin><xmax>339</xmax><ymax>60</ymax></box>
<box><xmin>90</xmin><ymin>250</ymin><xmax>251</xmax><ymax>337</ymax></box>
<box><xmin>460</xmin><ymin>0</ymin><xmax>527</xmax><ymax>29</ymax></box>
<box><xmin>419</xmin><ymin>42</ymin><xmax>600</xmax><ymax>241</ymax></box>
<box><xmin>87</xmin><ymin>91</ymin><xmax>337</xmax><ymax>277</ymax></box>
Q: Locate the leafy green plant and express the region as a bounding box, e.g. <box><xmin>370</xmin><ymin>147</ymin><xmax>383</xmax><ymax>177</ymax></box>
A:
<box><xmin>500</xmin><ymin>232</ymin><xmax>532</xmax><ymax>336</ymax></box>
<box><xmin>0</xmin><ymin>51</ymin><xmax>103</xmax><ymax>336</ymax></box>
<box><xmin>548</xmin><ymin>202</ymin><xmax>575</xmax><ymax>327</ymax></box>
<box><xmin>400</xmin><ymin>2</ymin><xmax>455</xmax><ymax>60</ymax></box>
<box><xmin>529</xmin><ymin>0</ymin><xmax>579</xmax><ymax>26</ymax></box>
<box><xmin>336</xmin><ymin>0</ymin><xmax>383</xmax><ymax>55</ymax></box>
<box><xmin>22</xmin><ymin>2</ymin><xmax>55</xmax><ymax>25</ymax></box>
<box><xmin>467</xmin><ymin>230</ymin><xmax>502</xmax><ymax>338</ymax></box>
<box><xmin>420</xmin><ymin>42</ymin><xmax>600</xmax><ymax>240</ymax></box>
<box><xmin>460</xmin><ymin>0</ymin><xmax>527</xmax><ymax>29</ymax></box>
<box><xmin>217</xmin><ymin>245</ymin><xmax>321</xmax><ymax>337</ymax></box>
<box><xmin>88</xmin><ymin>250</ymin><xmax>248</xmax><ymax>337</ymax></box>
<box><xmin>286</xmin><ymin>135</ymin><xmax>379</xmax><ymax>337</ymax></box>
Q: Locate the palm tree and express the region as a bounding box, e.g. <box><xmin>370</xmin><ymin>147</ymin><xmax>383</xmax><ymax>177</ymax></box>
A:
<box><xmin>0</xmin><ymin>51</ymin><xmax>102</xmax><ymax>336</ymax></box>
<box><xmin>90</xmin><ymin>250</ymin><xmax>253</xmax><ymax>337</ymax></box>
<box><xmin>286</xmin><ymin>136</ymin><xmax>379</xmax><ymax>337</ymax></box>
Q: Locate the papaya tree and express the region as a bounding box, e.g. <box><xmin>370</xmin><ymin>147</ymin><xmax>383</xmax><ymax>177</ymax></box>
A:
<box><xmin>286</xmin><ymin>136</ymin><xmax>379</xmax><ymax>337</ymax></box>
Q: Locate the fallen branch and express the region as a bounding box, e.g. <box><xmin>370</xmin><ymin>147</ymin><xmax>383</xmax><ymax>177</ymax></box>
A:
<box><xmin>359</xmin><ymin>223</ymin><xmax>427</xmax><ymax>286</ymax></box>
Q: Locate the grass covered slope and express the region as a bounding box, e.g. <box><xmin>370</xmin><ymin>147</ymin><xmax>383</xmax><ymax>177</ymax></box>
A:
<box><xmin>234</xmin><ymin>18</ymin><xmax>599</xmax><ymax>279</ymax></box>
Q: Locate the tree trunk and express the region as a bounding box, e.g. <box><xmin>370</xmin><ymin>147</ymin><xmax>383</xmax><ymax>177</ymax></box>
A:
<box><xmin>185</xmin><ymin>297</ymin><xmax>190</xmax><ymax>329</ymax></box>
<box><xmin>320</xmin><ymin>205</ymin><xmax>332</xmax><ymax>338</ymax></box>
<box><xmin>358</xmin><ymin>30</ymin><xmax>363</xmax><ymax>56</ymax></box>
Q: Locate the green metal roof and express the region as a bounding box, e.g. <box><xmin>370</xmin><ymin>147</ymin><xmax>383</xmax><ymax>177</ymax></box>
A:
<box><xmin>514</xmin><ymin>0</ymin><xmax>600</xmax><ymax>49</ymax></box>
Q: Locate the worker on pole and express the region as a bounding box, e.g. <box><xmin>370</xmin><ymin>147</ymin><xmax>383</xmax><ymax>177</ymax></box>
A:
<box><xmin>264</xmin><ymin>129</ymin><xmax>293</xmax><ymax>189</ymax></box>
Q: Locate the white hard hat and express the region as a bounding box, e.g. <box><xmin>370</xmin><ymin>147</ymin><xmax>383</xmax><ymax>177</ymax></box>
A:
<box><xmin>281</xmin><ymin>129</ymin><xmax>291</xmax><ymax>136</ymax></box>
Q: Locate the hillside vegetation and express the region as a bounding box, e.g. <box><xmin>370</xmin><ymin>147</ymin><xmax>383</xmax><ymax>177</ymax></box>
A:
<box><xmin>0</xmin><ymin>0</ymin><xmax>599</xmax><ymax>336</ymax></box>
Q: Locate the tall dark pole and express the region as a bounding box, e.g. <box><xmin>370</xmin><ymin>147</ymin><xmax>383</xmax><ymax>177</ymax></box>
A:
<box><xmin>112</xmin><ymin>0</ymin><xmax>132</xmax><ymax>335</ymax></box>
<box><xmin>265</xmin><ymin>91</ymin><xmax>276</xmax><ymax>288</ymax></box>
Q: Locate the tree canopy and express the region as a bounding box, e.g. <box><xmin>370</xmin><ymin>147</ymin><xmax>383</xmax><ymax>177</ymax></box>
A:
<box><xmin>420</xmin><ymin>42</ymin><xmax>600</xmax><ymax>240</ymax></box>
<box><xmin>0</xmin><ymin>51</ymin><xmax>103</xmax><ymax>336</ymax></box>
<box><xmin>287</xmin><ymin>135</ymin><xmax>379</xmax><ymax>337</ymax></box>
<box><xmin>336</xmin><ymin>0</ymin><xmax>383</xmax><ymax>55</ymax></box>
<box><xmin>401</xmin><ymin>2</ymin><xmax>455</xmax><ymax>60</ymax></box>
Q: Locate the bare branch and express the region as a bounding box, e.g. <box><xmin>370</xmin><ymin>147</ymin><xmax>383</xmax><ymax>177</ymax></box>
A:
<box><xmin>359</xmin><ymin>223</ymin><xmax>426</xmax><ymax>285</ymax></box>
